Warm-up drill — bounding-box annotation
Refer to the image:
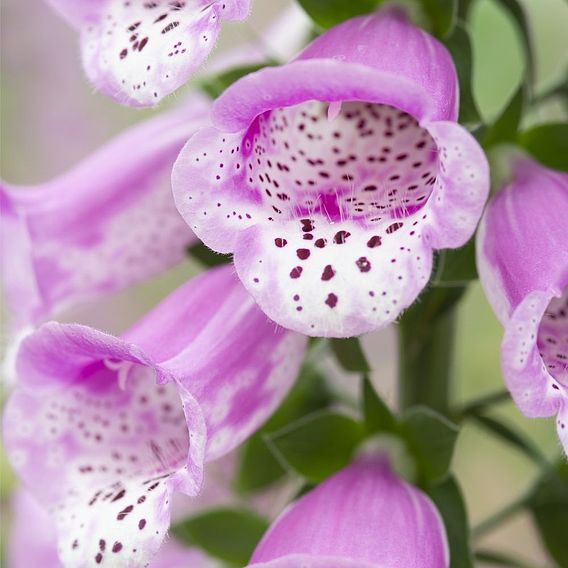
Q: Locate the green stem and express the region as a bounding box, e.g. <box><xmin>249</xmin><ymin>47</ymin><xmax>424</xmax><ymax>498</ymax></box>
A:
<box><xmin>398</xmin><ymin>287</ymin><xmax>463</xmax><ymax>415</ymax></box>
<box><xmin>473</xmin><ymin>497</ymin><xmax>526</xmax><ymax>539</ymax></box>
<box><xmin>456</xmin><ymin>389</ymin><xmax>511</xmax><ymax>419</ymax></box>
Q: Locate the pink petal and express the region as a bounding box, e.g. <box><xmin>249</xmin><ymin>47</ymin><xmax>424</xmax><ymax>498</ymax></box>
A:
<box><xmin>174</xmin><ymin>98</ymin><xmax>487</xmax><ymax>336</ymax></box>
<box><xmin>249</xmin><ymin>456</ymin><xmax>449</xmax><ymax>568</ymax></box>
<box><xmin>4</xmin><ymin>266</ymin><xmax>306</xmax><ymax>566</ymax></box>
<box><xmin>477</xmin><ymin>157</ymin><xmax>568</xmax><ymax>322</ymax></box>
<box><xmin>46</xmin><ymin>0</ymin><xmax>251</xmax><ymax>106</ymax></box>
<box><xmin>1</xmin><ymin>96</ymin><xmax>209</xmax><ymax>332</ymax></box>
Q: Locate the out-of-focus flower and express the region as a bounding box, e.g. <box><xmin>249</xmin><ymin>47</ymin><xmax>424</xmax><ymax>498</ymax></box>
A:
<box><xmin>173</xmin><ymin>7</ymin><xmax>489</xmax><ymax>338</ymax></box>
<box><xmin>1</xmin><ymin>95</ymin><xmax>210</xmax><ymax>333</ymax></box>
<box><xmin>248</xmin><ymin>455</ymin><xmax>449</xmax><ymax>568</ymax></box>
<box><xmin>477</xmin><ymin>157</ymin><xmax>568</xmax><ymax>454</ymax></box>
<box><xmin>44</xmin><ymin>0</ymin><xmax>252</xmax><ymax>106</ymax></box>
<box><xmin>3</xmin><ymin>265</ymin><xmax>306</xmax><ymax>567</ymax></box>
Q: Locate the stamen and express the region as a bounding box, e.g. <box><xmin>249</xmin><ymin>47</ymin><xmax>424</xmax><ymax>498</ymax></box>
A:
<box><xmin>327</xmin><ymin>101</ymin><xmax>343</xmax><ymax>122</ymax></box>
<box><xmin>104</xmin><ymin>359</ymin><xmax>135</xmax><ymax>391</ymax></box>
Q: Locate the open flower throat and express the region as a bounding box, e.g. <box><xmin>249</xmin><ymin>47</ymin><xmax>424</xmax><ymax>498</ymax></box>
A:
<box><xmin>244</xmin><ymin>100</ymin><xmax>439</xmax><ymax>223</ymax></box>
<box><xmin>538</xmin><ymin>287</ymin><xmax>568</xmax><ymax>387</ymax></box>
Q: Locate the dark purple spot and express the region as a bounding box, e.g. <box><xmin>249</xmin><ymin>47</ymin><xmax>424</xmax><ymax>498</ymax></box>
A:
<box><xmin>290</xmin><ymin>267</ymin><xmax>303</xmax><ymax>279</ymax></box>
<box><xmin>117</xmin><ymin>505</ymin><xmax>133</xmax><ymax>521</ymax></box>
<box><xmin>300</xmin><ymin>219</ymin><xmax>315</xmax><ymax>232</ymax></box>
<box><xmin>139</xmin><ymin>519</ymin><xmax>147</xmax><ymax>530</ymax></box>
<box><xmin>297</xmin><ymin>248</ymin><xmax>310</xmax><ymax>260</ymax></box>
<box><xmin>356</xmin><ymin>257</ymin><xmax>372</xmax><ymax>273</ymax></box>
<box><xmin>325</xmin><ymin>293</ymin><xmax>338</xmax><ymax>308</ymax></box>
<box><xmin>367</xmin><ymin>236</ymin><xmax>382</xmax><ymax>248</ymax></box>
<box><xmin>314</xmin><ymin>238</ymin><xmax>327</xmax><ymax>248</ymax></box>
<box><xmin>274</xmin><ymin>238</ymin><xmax>287</xmax><ymax>248</ymax></box>
<box><xmin>112</xmin><ymin>542</ymin><xmax>123</xmax><ymax>553</ymax></box>
<box><xmin>95</xmin><ymin>553</ymin><xmax>103</xmax><ymax>564</ymax></box>
<box><xmin>321</xmin><ymin>265</ymin><xmax>335</xmax><ymax>281</ymax></box>
<box><xmin>333</xmin><ymin>231</ymin><xmax>351</xmax><ymax>244</ymax></box>
<box><xmin>386</xmin><ymin>222</ymin><xmax>403</xmax><ymax>234</ymax></box>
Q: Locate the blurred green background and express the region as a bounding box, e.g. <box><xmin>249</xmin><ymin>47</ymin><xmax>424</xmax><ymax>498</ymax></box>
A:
<box><xmin>1</xmin><ymin>0</ymin><xmax>567</xmax><ymax>565</ymax></box>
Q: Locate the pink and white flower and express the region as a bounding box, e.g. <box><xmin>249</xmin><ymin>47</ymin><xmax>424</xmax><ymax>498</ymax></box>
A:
<box><xmin>477</xmin><ymin>157</ymin><xmax>568</xmax><ymax>454</ymax></box>
<box><xmin>3</xmin><ymin>265</ymin><xmax>306</xmax><ymax>567</ymax></box>
<box><xmin>173</xmin><ymin>7</ymin><xmax>489</xmax><ymax>337</ymax></box>
<box><xmin>45</xmin><ymin>0</ymin><xmax>252</xmax><ymax>106</ymax></box>
<box><xmin>248</xmin><ymin>456</ymin><xmax>449</xmax><ymax>568</ymax></box>
<box><xmin>1</xmin><ymin>95</ymin><xmax>209</xmax><ymax>332</ymax></box>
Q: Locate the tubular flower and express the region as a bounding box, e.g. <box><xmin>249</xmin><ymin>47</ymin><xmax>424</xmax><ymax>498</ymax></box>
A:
<box><xmin>3</xmin><ymin>265</ymin><xmax>306</xmax><ymax>567</ymax></box>
<box><xmin>248</xmin><ymin>456</ymin><xmax>449</xmax><ymax>568</ymax></box>
<box><xmin>477</xmin><ymin>157</ymin><xmax>568</xmax><ymax>454</ymax></box>
<box><xmin>44</xmin><ymin>0</ymin><xmax>252</xmax><ymax>106</ymax></box>
<box><xmin>173</xmin><ymin>7</ymin><xmax>489</xmax><ymax>338</ymax></box>
<box><xmin>1</xmin><ymin>95</ymin><xmax>209</xmax><ymax>332</ymax></box>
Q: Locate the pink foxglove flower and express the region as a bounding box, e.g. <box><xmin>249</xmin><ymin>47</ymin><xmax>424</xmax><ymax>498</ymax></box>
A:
<box><xmin>248</xmin><ymin>456</ymin><xmax>449</xmax><ymax>568</ymax></box>
<box><xmin>45</xmin><ymin>0</ymin><xmax>252</xmax><ymax>106</ymax></box>
<box><xmin>173</xmin><ymin>7</ymin><xmax>489</xmax><ymax>337</ymax></box>
<box><xmin>477</xmin><ymin>157</ymin><xmax>568</xmax><ymax>453</ymax></box>
<box><xmin>1</xmin><ymin>95</ymin><xmax>209</xmax><ymax>332</ymax></box>
<box><xmin>4</xmin><ymin>265</ymin><xmax>306</xmax><ymax>567</ymax></box>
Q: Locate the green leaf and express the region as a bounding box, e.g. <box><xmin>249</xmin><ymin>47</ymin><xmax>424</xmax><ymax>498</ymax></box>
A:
<box><xmin>401</xmin><ymin>407</ymin><xmax>459</xmax><ymax>482</ymax></box>
<box><xmin>494</xmin><ymin>0</ymin><xmax>535</xmax><ymax>87</ymax></box>
<box><xmin>331</xmin><ymin>338</ymin><xmax>370</xmax><ymax>373</ymax></box>
<box><xmin>297</xmin><ymin>0</ymin><xmax>383</xmax><ymax>29</ymax></box>
<box><xmin>419</xmin><ymin>0</ymin><xmax>457</xmax><ymax>38</ymax></box>
<box><xmin>483</xmin><ymin>83</ymin><xmax>526</xmax><ymax>149</ymax></box>
<box><xmin>171</xmin><ymin>508</ymin><xmax>269</xmax><ymax>566</ymax></box>
<box><xmin>200</xmin><ymin>62</ymin><xmax>276</xmax><ymax>99</ymax></box>
<box><xmin>432</xmin><ymin>238</ymin><xmax>477</xmax><ymax>287</ymax></box>
<box><xmin>428</xmin><ymin>476</ymin><xmax>474</xmax><ymax>568</ymax></box>
<box><xmin>362</xmin><ymin>376</ymin><xmax>397</xmax><ymax>434</ymax></box>
<box><xmin>235</xmin><ymin>365</ymin><xmax>331</xmax><ymax>493</ymax></box>
<box><xmin>444</xmin><ymin>25</ymin><xmax>482</xmax><ymax>124</ymax></box>
<box><xmin>267</xmin><ymin>411</ymin><xmax>364</xmax><ymax>482</ymax></box>
<box><xmin>527</xmin><ymin>461</ymin><xmax>568</xmax><ymax>566</ymax></box>
<box><xmin>519</xmin><ymin>123</ymin><xmax>568</xmax><ymax>172</ymax></box>
<box><xmin>471</xmin><ymin>414</ymin><xmax>547</xmax><ymax>467</ymax></box>
<box><xmin>187</xmin><ymin>241</ymin><xmax>231</xmax><ymax>267</ymax></box>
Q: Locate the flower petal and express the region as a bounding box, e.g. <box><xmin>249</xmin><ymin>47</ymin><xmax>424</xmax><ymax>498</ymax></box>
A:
<box><xmin>4</xmin><ymin>266</ymin><xmax>305</xmax><ymax>566</ymax></box>
<box><xmin>213</xmin><ymin>6</ymin><xmax>458</xmax><ymax>129</ymax></box>
<box><xmin>249</xmin><ymin>456</ymin><xmax>449</xmax><ymax>568</ymax></box>
<box><xmin>233</xmin><ymin>215</ymin><xmax>432</xmax><ymax>337</ymax></box>
<box><xmin>2</xmin><ymin>97</ymin><xmax>208</xmax><ymax>331</ymax></box>
<box><xmin>48</xmin><ymin>0</ymin><xmax>251</xmax><ymax>106</ymax></box>
<box><xmin>174</xmin><ymin>99</ymin><xmax>487</xmax><ymax>336</ymax></box>
<box><xmin>502</xmin><ymin>290</ymin><xmax>566</xmax><ymax>419</ymax></box>
<box><xmin>477</xmin><ymin>157</ymin><xmax>568</xmax><ymax>322</ymax></box>
<box><xmin>421</xmin><ymin>120</ymin><xmax>490</xmax><ymax>250</ymax></box>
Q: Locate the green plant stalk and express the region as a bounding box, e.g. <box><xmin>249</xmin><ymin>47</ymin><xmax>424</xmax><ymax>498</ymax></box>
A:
<box><xmin>398</xmin><ymin>301</ymin><xmax>457</xmax><ymax>416</ymax></box>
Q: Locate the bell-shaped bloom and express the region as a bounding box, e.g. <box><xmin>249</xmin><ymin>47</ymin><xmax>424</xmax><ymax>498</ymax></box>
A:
<box><xmin>477</xmin><ymin>157</ymin><xmax>568</xmax><ymax>454</ymax></box>
<box><xmin>45</xmin><ymin>0</ymin><xmax>252</xmax><ymax>106</ymax></box>
<box><xmin>3</xmin><ymin>265</ymin><xmax>306</xmax><ymax>568</ymax></box>
<box><xmin>1</xmin><ymin>95</ymin><xmax>209</xmax><ymax>332</ymax></box>
<box><xmin>248</xmin><ymin>456</ymin><xmax>449</xmax><ymax>568</ymax></box>
<box><xmin>173</xmin><ymin>7</ymin><xmax>489</xmax><ymax>338</ymax></box>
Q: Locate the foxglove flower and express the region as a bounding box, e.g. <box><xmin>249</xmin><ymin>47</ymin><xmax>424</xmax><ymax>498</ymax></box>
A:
<box><xmin>1</xmin><ymin>95</ymin><xmax>209</xmax><ymax>332</ymax></box>
<box><xmin>45</xmin><ymin>0</ymin><xmax>252</xmax><ymax>106</ymax></box>
<box><xmin>477</xmin><ymin>157</ymin><xmax>568</xmax><ymax>453</ymax></box>
<box><xmin>173</xmin><ymin>7</ymin><xmax>489</xmax><ymax>337</ymax></box>
<box><xmin>4</xmin><ymin>265</ymin><xmax>306</xmax><ymax>567</ymax></box>
<box><xmin>248</xmin><ymin>456</ymin><xmax>449</xmax><ymax>567</ymax></box>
